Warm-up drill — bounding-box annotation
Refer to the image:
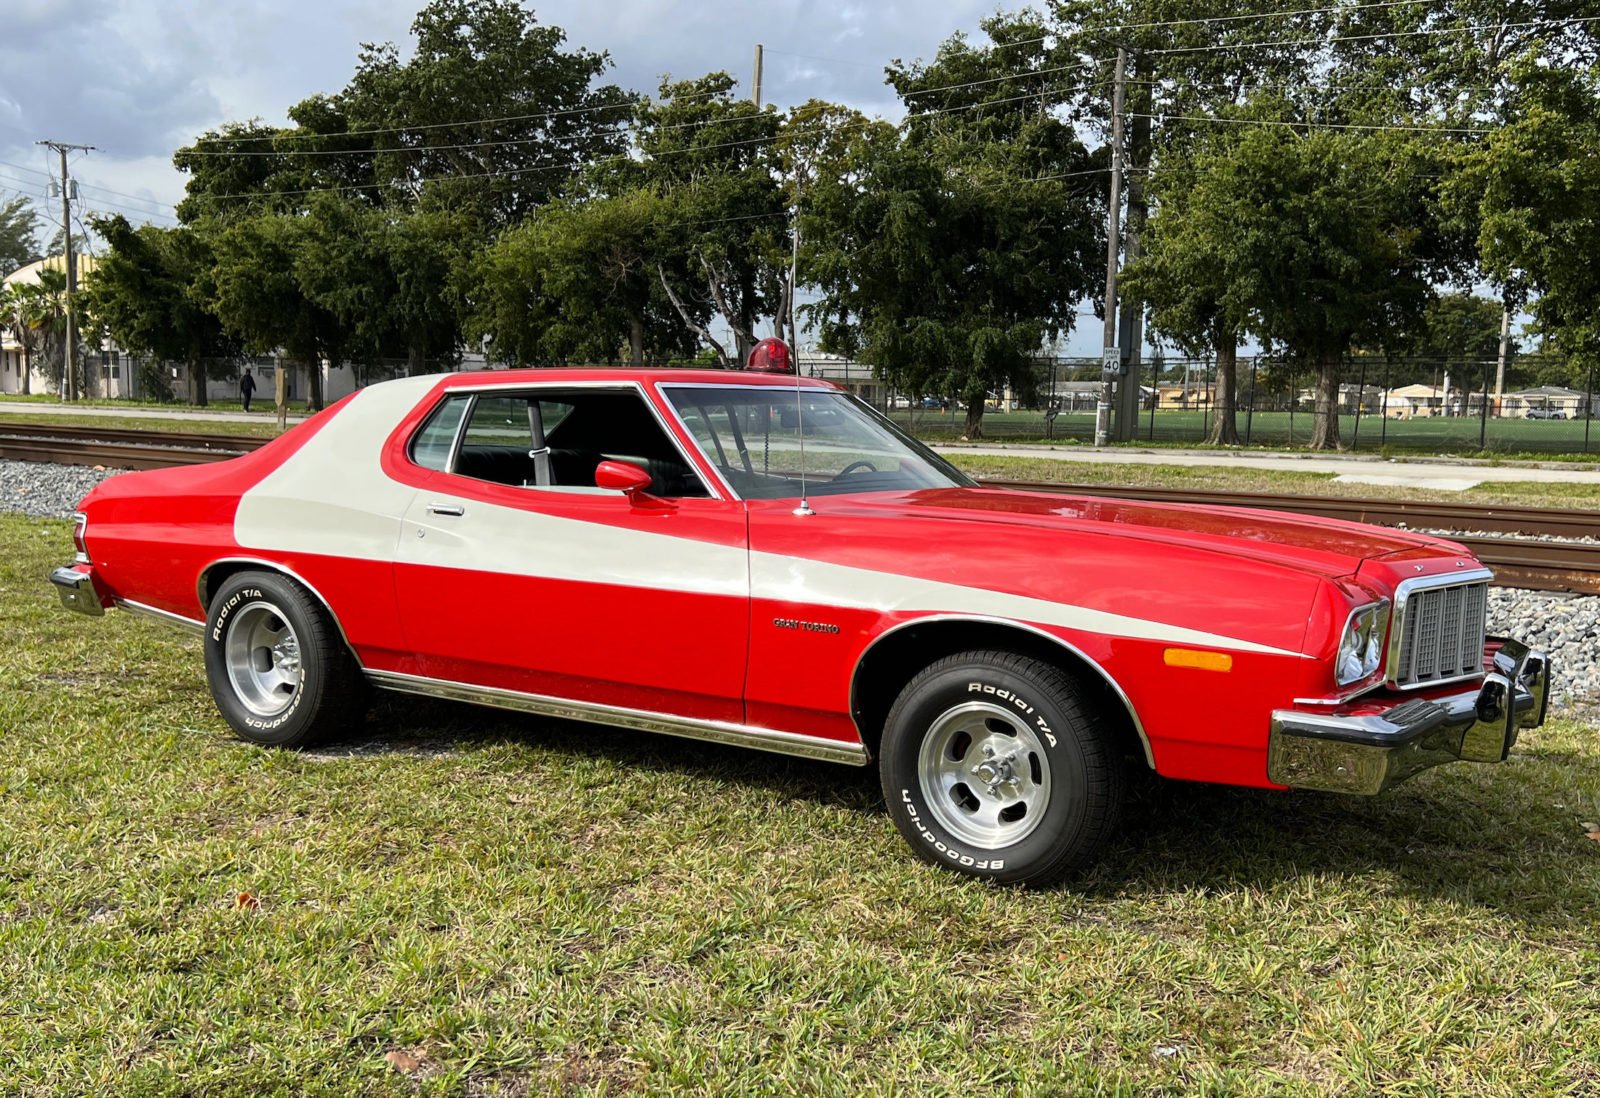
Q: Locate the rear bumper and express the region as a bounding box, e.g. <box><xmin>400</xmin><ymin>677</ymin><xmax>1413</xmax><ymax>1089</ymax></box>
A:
<box><xmin>49</xmin><ymin>564</ymin><xmax>107</xmax><ymax>617</ymax></box>
<box><xmin>1268</xmin><ymin>639</ymin><xmax>1550</xmax><ymax>795</ymax></box>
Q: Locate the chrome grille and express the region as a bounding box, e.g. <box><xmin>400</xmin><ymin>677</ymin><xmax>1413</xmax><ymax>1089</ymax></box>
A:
<box><xmin>1393</xmin><ymin>578</ymin><xmax>1488</xmax><ymax>688</ymax></box>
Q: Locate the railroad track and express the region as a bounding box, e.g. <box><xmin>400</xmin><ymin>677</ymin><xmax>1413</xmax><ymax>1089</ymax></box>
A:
<box><xmin>1</xmin><ymin>423</ymin><xmax>1594</xmax><ymax>594</ymax></box>
<box><xmin>0</xmin><ymin>423</ymin><xmax>266</xmax><ymax>470</ymax></box>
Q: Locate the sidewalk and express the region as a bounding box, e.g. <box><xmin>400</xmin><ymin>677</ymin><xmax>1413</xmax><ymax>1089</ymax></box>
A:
<box><xmin>0</xmin><ymin>402</ymin><xmax>308</xmax><ymax>425</ymax></box>
<box><xmin>933</xmin><ymin>442</ymin><xmax>1600</xmax><ymax>486</ymax></box>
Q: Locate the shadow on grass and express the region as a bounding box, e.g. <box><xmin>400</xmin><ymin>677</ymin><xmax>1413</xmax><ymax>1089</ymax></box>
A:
<box><xmin>327</xmin><ymin>693</ymin><xmax>1598</xmax><ymax>930</ymax></box>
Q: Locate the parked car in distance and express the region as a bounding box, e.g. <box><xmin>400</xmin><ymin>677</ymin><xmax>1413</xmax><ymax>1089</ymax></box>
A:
<box><xmin>1524</xmin><ymin>408</ymin><xmax>1567</xmax><ymax>419</ymax></box>
<box><xmin>52</xmin><ymin>366</ymin><xmax>1552</xmax><ymax>885</ymax></box>
<box><xmin>918</xmin><ymin>396</ymin><xmax>947</xmax><ymax>409</ymax></box>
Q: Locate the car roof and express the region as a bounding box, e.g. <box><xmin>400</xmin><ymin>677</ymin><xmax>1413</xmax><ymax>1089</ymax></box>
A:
<box><xmin>426</xmin><ymin>367</ymin><xmax>840</xmax><ymax>391</ymax></box>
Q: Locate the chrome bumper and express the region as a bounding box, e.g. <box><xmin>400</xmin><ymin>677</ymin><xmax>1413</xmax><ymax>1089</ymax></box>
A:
<box><xmin>1268</xmin><ymin>639</ymin><xmax>1550</xmax><ymax>795</ymax></box>
<box><xmin>49</xmin><ymin>565</ymin><xmax>105</xmax><ymax>617</ymax></box>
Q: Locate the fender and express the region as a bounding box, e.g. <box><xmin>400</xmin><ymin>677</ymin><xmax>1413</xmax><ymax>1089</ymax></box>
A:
<box><xmin>849</xmin><ymin>613</ymin><xmax>1155</xmax><ymax>768</ymax></box>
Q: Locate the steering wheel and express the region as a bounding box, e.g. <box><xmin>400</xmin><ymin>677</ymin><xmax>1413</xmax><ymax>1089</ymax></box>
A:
<box><xmin>836</xmin><ymin>460</ymin><xmax>879</xmax><ymax>477</ymax></box>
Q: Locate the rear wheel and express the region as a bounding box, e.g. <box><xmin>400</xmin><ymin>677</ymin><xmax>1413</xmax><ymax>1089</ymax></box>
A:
<box><xmin>203</xmin><ymin>571</ymin><xmax>365</xmax><ymax>748</ymax></box>
<box><xmin>879</xmin><ymin>650</ymin><xmax>1124</xmax><ymax>886</ymax></box>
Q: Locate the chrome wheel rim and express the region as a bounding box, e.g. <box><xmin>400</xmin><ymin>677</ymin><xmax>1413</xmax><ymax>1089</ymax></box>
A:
<box><xmin>224</xmin><ymin>601</ymin><xmax>302</xmax><ymax>718</ymax></box>
<box><xmin>917</xmin><ymin>701</ymin><xmax>1052</xmax><ymax>848</ymax></box>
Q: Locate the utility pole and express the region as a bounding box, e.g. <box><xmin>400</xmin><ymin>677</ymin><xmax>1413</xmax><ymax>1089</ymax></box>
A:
<box><xmin>1114</xmin><ymin>76</ymin><xmax>1149</xmax><ymax>441</ymax></box>
<box><xmin>1494</xmin><ymin>305</ymin><xmax>1512</xmax><ymax>416</ymax></box>
<box><xmin>752</xmin><ymin>43</ymin><xmax>764</xmax><ymax>108</ymax></box>
<box><xmin>37</xmin><ymin>140</ymin><xmax>95</xmax><ymax>403</ymax></box>
<box><xmin>1095</xmin><ymin>48</ymin><xmax>1127</xmax><ymax>449</ymax></box>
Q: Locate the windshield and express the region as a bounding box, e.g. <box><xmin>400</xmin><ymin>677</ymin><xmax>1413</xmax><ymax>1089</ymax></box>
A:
<box><xmin>664</xmin><ymin>385</ymin><xmax>976</xmax><ymax>500</ymax></box>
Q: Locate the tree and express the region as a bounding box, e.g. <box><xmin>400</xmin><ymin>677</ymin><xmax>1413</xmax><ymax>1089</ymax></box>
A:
<box><xmin>473</xmin><ymin>188</ymin><xmax>697</xmax><ymax>365</ymax></box>
<box><xmin>86</xmin><ymin>216</ymin><xmax>240</xmax><ymax>404</ymax></box>
<box><xmin>806</xmin><ymin>15</ymin><xmax>1102</xmax><ymax>437</ymax></box>
<box><xmin>1123</xmin><ymin>131</ymin><xmax>1260</xmax><ymax>446</ymax></box>
<box><xmin>620</xmin><ymin>73</ymin><xmax>789</xmax><ymax>366</ymax></box>
<box><xmin>209</xmin><ymin>213</ymin><xmax>344</xmax><ymax>410</ymax></box>
<box><xmin>1189</xmin><ymin>127</ymin><xmax>1451</xmax><ymax>449</ymax></box>
<box><xmin>1408</xmin><ymin>292</ymin><xmax>1505</xmax><ymax>367</ymax></box>
<box><xmin>1455</xmin><ymin>63</ymin><xmax>1600</xmax><ymax>371</ymax></box>
<box><xmin>0</xmin><ymin>197</ymin><xmax>44</xmax><ymax>277</ymax></box>
<box><xmin>0</xmin><ymin>282</ymin><xmax>38</xmax><ymax>394</ymax></box>
<box><xmin>11</xmin><ymin>268</ymin><xmax>70</xmax><ymax>395</ymax></box>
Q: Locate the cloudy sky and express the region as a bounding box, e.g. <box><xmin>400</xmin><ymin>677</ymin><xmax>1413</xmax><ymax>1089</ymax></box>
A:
<box><xmin>0</xmin><ymin>0</ymin><xmax>996</xmax><ymax>225</ymax></box>
<box><xmin>1</xmin><ymin>0</ymin><xmax>1136</xmax><ymax>352</ymax></box>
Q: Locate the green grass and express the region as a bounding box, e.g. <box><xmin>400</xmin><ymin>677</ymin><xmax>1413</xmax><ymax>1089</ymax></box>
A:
<box><xmin>946</xmin><ymin>454</ymin><xmax>1600</xmax><ymax>510</ymax></box>
<box><xmin>4</xmin><ymin>514</ymin><xmax>1599</xmax><ymax>1094</ymax></box>
<box><xmin>899</xmin><ymin>408</ymin><xmax>1600</xmax><ymax>461</ymax></box>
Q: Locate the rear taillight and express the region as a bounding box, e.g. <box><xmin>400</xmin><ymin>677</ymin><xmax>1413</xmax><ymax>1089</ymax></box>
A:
<box><xmin>71</xmin><ymin>512</ymin><xmax>89</xmax><ymax>563</ymax></box>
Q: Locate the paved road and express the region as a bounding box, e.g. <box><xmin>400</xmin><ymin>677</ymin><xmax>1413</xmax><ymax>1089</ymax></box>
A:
<box><xmin>933</xmin><ymin>443</ymin><xmax>1600</xmax><ymax>486</ymax></box>
<box><xmin>0</xmin><ymin>402</ymin><xmax>307</xmax><ymax>424</ymax></box>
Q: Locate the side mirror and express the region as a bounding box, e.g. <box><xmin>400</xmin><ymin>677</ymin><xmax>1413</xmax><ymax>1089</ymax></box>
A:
<box><xmin>595</xmin><ymin>460</ymin><xmax>672</xmax><ymax>509</ymax></box>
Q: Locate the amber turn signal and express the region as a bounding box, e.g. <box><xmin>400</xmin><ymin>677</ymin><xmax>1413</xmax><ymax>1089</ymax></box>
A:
<box><xmin>1163</xmin><ymin>648</ymin><xmax>1233</xmax><ymax>672</ymax></box>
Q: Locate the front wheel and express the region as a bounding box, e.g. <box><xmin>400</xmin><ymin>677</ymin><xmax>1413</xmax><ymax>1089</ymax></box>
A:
<box><xmin>879</xmin><ymin>650</ymin><xmax>1125</xmax><ymax>886</ymax></box>
<box><xmin>203</xmin><ymin>570</ymin><xmax>366</xmax><ymax>748</ymax></box>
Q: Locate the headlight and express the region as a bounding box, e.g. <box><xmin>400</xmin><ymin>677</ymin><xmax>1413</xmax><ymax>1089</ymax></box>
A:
<box><xmin>1336</xmin><ymin>601</ymin><xmax>1390</xmax><ymax>686</ymax></box>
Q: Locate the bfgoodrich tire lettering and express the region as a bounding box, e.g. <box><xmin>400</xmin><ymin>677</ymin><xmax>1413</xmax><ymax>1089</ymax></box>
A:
<box><xmin>203</xmin><ymin>570</ymin><xmax>366</xmax><ymax>748</ymax></box>
<box><xmin>880</xmin><ymin>650</ymin><xmax>1125</xmax><ymax>886</ymax></box>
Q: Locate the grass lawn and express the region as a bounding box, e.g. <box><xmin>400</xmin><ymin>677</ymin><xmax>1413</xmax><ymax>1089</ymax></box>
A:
<box><xmin>897</xmin><ymin>408</ymin><xmax>1600</xmax><ymax>461</ymax></box>
<box><xmin>4</xmin><ymin>514</ymin><xmax>1599</xmax><ymax>1094</ymax></box>
<box><xmin>945</xmin><ymin>454</ymin><xmax>1600</xmax><ymax>510</ymax></box>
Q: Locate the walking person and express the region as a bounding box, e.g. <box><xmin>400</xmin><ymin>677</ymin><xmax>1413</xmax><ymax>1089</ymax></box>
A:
<box><xmin>240</xmin><ymin>368</ymin><xmax>256</xmax><ymax>413</ymax></box>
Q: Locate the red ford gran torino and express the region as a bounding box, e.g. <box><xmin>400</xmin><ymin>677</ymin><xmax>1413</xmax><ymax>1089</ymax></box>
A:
<box><xmin>51</xmin><ymin>365</ymin><xmax>1551</xmax><ymax>885</ymax></box>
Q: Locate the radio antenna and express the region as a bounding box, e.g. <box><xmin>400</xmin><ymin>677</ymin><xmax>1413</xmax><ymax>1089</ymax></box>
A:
<box><xmin>789</xmin><ymin>194</ymin><xmax>812</xmax><ymax>517</ymax></box>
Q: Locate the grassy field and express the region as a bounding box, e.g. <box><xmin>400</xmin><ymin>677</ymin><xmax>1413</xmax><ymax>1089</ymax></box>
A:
<box><xmin>4</xmin><ymin>514</ymin><xmax>1599</xmax><ymax>1095</ymax></box>
<box><xmin>897</xmin><ymin>408</ymin><xmax>1600</xmax><ymax>460</ymax></box>
<box><xmin>0</xmin><ymin>412</ymin><xmax>288</xmax><ymax>439</ymax></box>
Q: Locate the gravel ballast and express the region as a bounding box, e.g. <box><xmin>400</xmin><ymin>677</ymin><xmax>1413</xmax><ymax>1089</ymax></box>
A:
<box><xmin>0</xmin><ymin>459</ymin><xmax>121</xmax><ymax>518</ymax></box>
<box><xmin>6</xmin><ymin>458</ymin><xmax>1592</xmax><ymax>716</ymax></box>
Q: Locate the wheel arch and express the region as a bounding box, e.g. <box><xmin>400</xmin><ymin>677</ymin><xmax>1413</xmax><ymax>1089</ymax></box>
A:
<box><xmin>197</xmin><ymin>557</ymin><xmax>363</xmax><ymax>665</ymax></box>
<box><xmin>850</xmin><ymin>616</ymin><xmax>1153</xmax><ymax>769</ymax></box>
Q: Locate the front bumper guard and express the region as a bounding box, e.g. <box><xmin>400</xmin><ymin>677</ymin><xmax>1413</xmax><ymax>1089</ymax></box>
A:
<box><xmin>1268</xmin><ymin>639</ymin><xmax>1550</xmax><ymax>795</ymax></box>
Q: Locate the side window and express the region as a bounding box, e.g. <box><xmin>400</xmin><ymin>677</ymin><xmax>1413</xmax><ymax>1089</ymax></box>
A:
<box><xmin>408</xmin><ymin>394</ymin><xmax>471</xmax><ymax>471</ymax></box>
<box><xmin>434</xmin><ymin>387</ymin><xmax>711</xmax><ymax>498</ymax></box>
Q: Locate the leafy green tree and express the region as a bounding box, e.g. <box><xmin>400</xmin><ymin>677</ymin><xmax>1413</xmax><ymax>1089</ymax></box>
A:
<box><xmin>0</xmin><ymin>197</ymin><xmax>44</xmax><ymax>277</ymax></box>
<box><xmin>614</xmin><ymin>73</ymin><xmax>788</xmax><ymax>365</ymax></box>
<box><xmin>1409</xmin><ymin>292</ymin><xmax>1506</xmax><ymax>367</ymax></box>
<box><xmin>209</xmin><ymin>213</ymin><xmax>344</xmax><ymax>410</ymax></box>
<box><xmin>86</xmin><ymin>216</ymin><xmax>240</xmax><ymax>404</ymax></box>
<box><xmin>473</xmin><ymin>188</ymin><xmax>697</xmax><ymax>365</ymax></box>
<box><xmin>1123</xmin><ymin>130</ymin><xmax>1260</xmax><ymax>446</ymax></box>
<box><xmin>11</xmin><ymin>267</ymin><xmax>70</xmax><ymax>395</ymax></box>
<box><xmin>1455</xmin><ymin>63</ymin><xmax>1600</xmax><ymax>372</ymax></box>
<box><xmin>1178</xmin><ymin>126</ymin><xmax>1452</xmax><ymax>449</ymax></box>
<box><xmin>806</xmin><ymin>17</ymin><xmax>1102</xmax><ymax>437</ymax></box>
<box><xmin>1</xmin><ymin>282</ymin><xmax>40</xmax><ymax>394</ymax></box>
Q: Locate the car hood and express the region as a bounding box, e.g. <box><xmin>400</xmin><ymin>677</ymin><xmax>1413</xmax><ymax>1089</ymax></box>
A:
<box><xmin>830</xmin><ymin>486</ymin><xmax>1461</xmax><ymax>579</ymax></box>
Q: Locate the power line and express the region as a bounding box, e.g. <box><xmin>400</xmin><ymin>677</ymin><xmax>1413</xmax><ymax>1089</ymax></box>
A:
<box><xmin>1135</xmin><ymin>112</ymin><xmax>1492</xmax><ymax>134</ymax></box>
<box><xmin>1142</xmin><ymin>14</ymin><xmax>1600</xmax><ymax>55</ymax></box>
<box><xmin>194</xmin><ymin>84</ymin><xmax>1106</xmax><ymax>204</ymax></box>
<box><xmin>180</xmin><ymin>56</ymin><xmax>1111</xmax><ymax>160</ymax></box>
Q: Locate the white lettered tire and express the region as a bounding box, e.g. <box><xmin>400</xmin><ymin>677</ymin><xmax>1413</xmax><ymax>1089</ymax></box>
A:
<box><xmin>203</xmin><ymin>570</ymin><xmax>365</xmax><ymax>748</ymax></box>
<box><xmin>879</xmin><ymin>650</ymin><xmax>1125</xmax><ymax>886</ymax></box>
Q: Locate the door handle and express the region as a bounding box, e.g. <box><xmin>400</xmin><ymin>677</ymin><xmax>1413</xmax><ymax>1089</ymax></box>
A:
<box><xmin>426</xmin><ymin>503</ymin><xmax>465</xmax><ymax>517</ymax></box>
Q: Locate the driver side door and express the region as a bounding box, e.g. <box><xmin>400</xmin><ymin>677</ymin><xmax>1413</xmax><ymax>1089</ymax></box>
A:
<box><xmin>391</xmin><ymin>385</ymin><xmax>751</xmax><ymax>725</ymax></box>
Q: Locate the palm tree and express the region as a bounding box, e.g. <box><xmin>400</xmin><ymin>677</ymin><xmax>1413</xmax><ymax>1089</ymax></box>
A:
<box><xmin>14</xmin><ymin>268</ymin><xmax>69</xmax><ymax>397</ymax></box>
<box><xmin>1</xmin><ymin>281</ymin><xmax>40</xmax><ymax>395</ymax></box>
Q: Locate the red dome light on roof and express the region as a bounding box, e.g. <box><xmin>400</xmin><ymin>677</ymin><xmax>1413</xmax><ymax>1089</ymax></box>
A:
<box><xmin>746</xmin><ymin>337</ymin><xmax>794</xmax><ymax>374</ymax></box>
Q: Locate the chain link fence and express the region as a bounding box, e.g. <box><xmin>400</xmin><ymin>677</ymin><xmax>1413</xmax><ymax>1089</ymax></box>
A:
<box><xmin>864</xmin><ymin>354</ymin><xmax>1599</xmax><ymax>455</ymax></box>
